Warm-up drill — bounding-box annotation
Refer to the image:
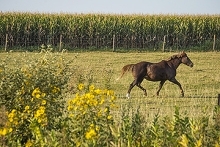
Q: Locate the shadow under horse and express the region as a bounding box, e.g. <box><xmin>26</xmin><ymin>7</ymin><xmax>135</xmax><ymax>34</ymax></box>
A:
<box><xmin>117</xmin><ymin>52</ymin><xmax>194</xmax><ymax>98</ymax></box>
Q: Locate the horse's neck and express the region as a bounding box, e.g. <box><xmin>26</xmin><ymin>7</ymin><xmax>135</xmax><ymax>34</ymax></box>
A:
<box><xmin>169</xmin><ymin>58</ymin><xmax>182</xmax><ymax>69</ymax></box>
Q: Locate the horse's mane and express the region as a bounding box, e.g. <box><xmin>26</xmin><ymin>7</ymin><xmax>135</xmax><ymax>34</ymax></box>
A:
<box><xmin>167</xmin><ymin>52</ymin><xmax>186</xmax><ymax>61</ymax></box>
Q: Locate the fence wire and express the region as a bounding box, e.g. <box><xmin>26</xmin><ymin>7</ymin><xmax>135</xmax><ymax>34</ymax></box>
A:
<box><xmin>0</xmin><ymin>33</ymin><xmax>220</xmax><ymax>51</ymax></box>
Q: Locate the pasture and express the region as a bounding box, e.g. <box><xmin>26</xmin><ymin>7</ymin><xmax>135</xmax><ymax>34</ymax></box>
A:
<box><xmin>0</xmin><ymin>51</ymin><xmax>220</xmax><ymax>146</ymax></box>
<box><xmin>66</xmin><ymin>51</ymin><xmax>220</xmax><ymax>119</ymax></box>
<box><xmin>1</xmin><ymin>51</ymin><xmax>220</xmax><ymax>119</ymax></box>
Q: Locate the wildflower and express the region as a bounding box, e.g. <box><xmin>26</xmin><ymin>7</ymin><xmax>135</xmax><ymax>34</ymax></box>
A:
<box><xmin>0</xmin><ymin>128</ymin><xmax>7</xmax><ymax>136</ymax></box>
<box><xmin>8</xmin><ymin>109</ymin><xmax>16</xmax><ymax>122</ymax></box>
<box><xmin>94</xmin><ymin>89</ymin><xmax>101</xmax><ymax>94</ymax></box>
<box><xmin>67</xmin><ymin>105</ymin><xmax>73</xmax><ymax>111</ymax></box>
<box><xmin>85</xmin><ymin>128</ymin><xmax>97</xmax><ymax>139</ymax></box>
<box><xmin>25</xmin><ymin>139</ymin><xmax>33</xmax><ymax>147</ymax></box>
<box><xmin>36</xmin><ymin>94</ymin><xmax>41</xmax><ymax>98</ymax></box>
<box><xmin>52</xmin><ymin>86</ymin><xmax>60</xmax><ymax>93</ymax></box>
<box><xmin>95</xmin><ymin>126</ymin><xmax>100</xmax><ymax>132</ymax></box>
<box><xmin>11</xmin><ymin>109</ymin><xmax>16</xmax><ymax>114</ymax></box>
<box><xmin>89</xmin><ymin>84</ymin><xmax>95</xmax><ymax>92</ymax></box>
<box><xmin>32</xmin><ymin>88</ymin><xmax>41</xmax><ymax>97</ymax></box>
<box><xmin>104</xmin><ymin>107</ymin><xmax>109</xmax><ymax>113</ymax></box>
<box><xmin>107</xmin><ymin>115</ymin><xmax>112</xmax><ymax>120</ymax></box>
<box><xmin>78</xmin><ymin>83</ymin><xmax>84</xmax><ymax>91</ymax></box>
<box><xmin>41</xmin><ymin>92</ymin><xmax>46</xmax><ymax>98</ymax></box>
<box><xmin>34</xmin><ymin>107</ymin><xmax>45</xmax><ymax>118</ymax></box>
<box><xmin>107</xmin><ymin>90</ymin><xmax>114</xmax><ymax>96</ymax></box>
<box><xmin>76</xmin><ymin>141</ymin><xmax>81</xmax><ymax>147</ymax></box>
<box><xmin>37</xmin><ymin>118</ymin><xmax>42</xmax><ymax>123</ymax></box>
<box><xmin>41</xmin><ymin>100</ymin><xmax>47</xmax><ymax>105</ymax></box>
<box><xmin>25</xmin><ymin>105</ymin><xmax>30</xmax><ymax>111</ymax></box>
<box><xmin>9</xmin><ymin>128</ymin><xmax>13</xmax><ymax>133</ymax></box>
<box><xmin>99</xmin><ymin>97</ymin><xmax>105</xmax><ymax>105</ymax></box>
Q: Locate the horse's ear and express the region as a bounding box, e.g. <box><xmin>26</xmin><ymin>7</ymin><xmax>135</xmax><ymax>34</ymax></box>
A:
<box><xmin>180</xmin><ymin>51</ymin><xmax>187</xmax><ymax>57</ymax></box>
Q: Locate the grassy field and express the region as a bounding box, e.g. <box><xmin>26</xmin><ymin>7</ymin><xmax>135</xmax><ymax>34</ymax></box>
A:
<box><xmin>1</xmin><ymin>51</ymin><xmax>219</xmax><ymax>121</ymax></box>
<box><xmin>1</xmin><ymin>50</ymin><xmax>220</xmax><ymax>146</ymax></box>
<box><xmin>68</xmin><ymin>51</ymin><xmax>220</xmax><ymax>121</ymax></box>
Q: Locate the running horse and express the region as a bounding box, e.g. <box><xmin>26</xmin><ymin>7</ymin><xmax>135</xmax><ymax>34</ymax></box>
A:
<box><xmin>117</xmin><ymin>52</ymin><xmax>194</xmax><ymax>98</ymax></box>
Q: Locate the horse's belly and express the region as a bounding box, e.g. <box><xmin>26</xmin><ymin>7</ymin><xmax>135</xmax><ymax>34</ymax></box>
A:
<box><xmin>145</xmin><ymin>70</ymin><xmax>168</xmax><ymax>81</ymax></box>
<box><xmin>145</xmin><ymin>75</ymin><xmax>161</xmax><ymax>81</ymax></box>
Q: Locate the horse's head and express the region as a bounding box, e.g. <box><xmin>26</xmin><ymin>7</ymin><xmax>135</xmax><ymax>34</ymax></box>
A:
<box><xmin>179</xmin><ymin>52</ymin><xmax>194</xmax><ymax>67</ymax></box>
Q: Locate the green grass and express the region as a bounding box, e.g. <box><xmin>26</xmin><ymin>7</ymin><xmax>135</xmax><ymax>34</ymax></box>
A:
<box><xmin>1</xmin><ymin>51</ymin><xmax>219</xmax><ymax>122</ymax></box>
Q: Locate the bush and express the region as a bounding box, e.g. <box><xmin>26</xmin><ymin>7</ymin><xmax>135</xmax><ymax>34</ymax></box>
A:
<box><xmin>0</xmin><ymin>52</ymin><xmax>72</xmax><ymax>146</ymax></box>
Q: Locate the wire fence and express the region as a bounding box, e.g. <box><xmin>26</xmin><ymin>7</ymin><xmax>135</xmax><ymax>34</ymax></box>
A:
<box><xmin>1</xmin><ymin>33</ymin><xmax>220</xmax><ymax>52</ymax></box>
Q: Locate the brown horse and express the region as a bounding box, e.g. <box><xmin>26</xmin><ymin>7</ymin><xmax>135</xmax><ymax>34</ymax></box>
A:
<box><xmin>117</xmin><ymin>52</ymin><xmax>194</xmax><ymax>98</ymax></box>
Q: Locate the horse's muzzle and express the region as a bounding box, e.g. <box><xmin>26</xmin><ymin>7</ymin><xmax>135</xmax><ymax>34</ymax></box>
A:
<box><xmin>189</xmin><ymin>63</ymin><xmax>194</xmax><ymax>67</ymax></box>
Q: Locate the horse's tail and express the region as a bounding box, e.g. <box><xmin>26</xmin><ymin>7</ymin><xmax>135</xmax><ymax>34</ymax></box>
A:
<box><xmin>116</xmin><ymin>64</ymin><xmax>134</xmax><ymax>81</ymax></box>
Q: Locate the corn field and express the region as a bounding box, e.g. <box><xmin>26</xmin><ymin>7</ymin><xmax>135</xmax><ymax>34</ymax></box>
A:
<box><xmin>0</xmin><ymin>12</ymin><xmax>220</xmax><ymax>51</ymax></box>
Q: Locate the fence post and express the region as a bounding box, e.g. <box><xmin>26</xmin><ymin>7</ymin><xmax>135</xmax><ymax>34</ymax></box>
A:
<box><xmin>213</xmin><ymin>34</ymin><xmax>216</xmax><ymax>51</ymax></box>
<box><xmin>59</xmin><ymin>34</ymin><xmax>62</xmax><ymax>52</ymax></box>
<box><xmin>218</xmin><ymin>94</ymin><xmax>220</xmax><ymax>106</ymax></box>
<box><xmin>112</xmin><ymin>34</ymin><xmax>115</xmax><ymax>52</ymax></box>
<box><xmin>162</xmin><ymin>35</ymin><xmax>166</xmax><ymax>52</ymax></box>
<box><xmin>5</xmin><ymin>34</ymin><xmax>8</xmax><ymax>52</ymax></box>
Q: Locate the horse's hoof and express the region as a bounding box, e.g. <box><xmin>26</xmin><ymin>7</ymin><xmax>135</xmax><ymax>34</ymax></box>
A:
<box><xmin>126</xmin><ymin>93</ymin><xmax>130</xmax><ymax>99</ymax></box>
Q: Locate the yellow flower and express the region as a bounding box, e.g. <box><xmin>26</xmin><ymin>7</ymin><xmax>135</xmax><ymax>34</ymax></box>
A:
<box><xmin>37</xmin><ymin>118</ymin><xmax>42</xmax><ymax>123</ymax></box>
<box><xmin>67</xmin><ymin>105</ymin><xmax>73</xmax><ymax>111</ymax></box>
<box><xmin>32</xmin><ymin>88</ymin><xmax>41</xmax><ymax>97</ymax></box>
<box><xmin>95</xmin><ymin>126</ymin><xmax>100</xmax><ymax>131</ymax></box>
<box><xmin>25</xmin><ymin>105</ymin><xmax>30</xmax><ymax>111</ymax></box>
<box><xmin>85</xmin><ymin>129</ymin><xmax>97</xmax><ymax>140</ymax></box>
<box><xmin>78</xmin><ymin>83</ymin><xmax>84</xmax><ymax>91</ymax></box>
<box><xmin>94</xmin><ymin>89</ymin><xmax>101</xmax><ymax>94</ymax></box>
<box><xmin>52</xmin><ymin>86</ymin><xmax>60</xmax><ymax>93</ymax></box>
<box><xmin>90</xmin><ymin>123</ymin><xmax>94</xmax><ymax>127</ymax></box>
<box><xmin>34</xmin><ymin>107</ymin><xmax>45</xmax><ymax>118</ymax></box>
<box><xmin>25</xmin><ymin>139</ymin><xmax>33</xmax><ymax>147</ymax></box>
<box><xmin>9</xmin><ymin>128</ymin><xmax>13</xmax><ymax>133</ymax></box>
<box><xmin>107</xmin><ymin>115</ymin><xmax>112</xmax><ymax>120</ymax></box>
<box><xmin>36</xmin><ymin>94</ymin><xmax>41</xmax><ymax>99</ymax></box>
<box><xmin>41</xmin><ymin>93</ymin><xmax>46</xmax><ymax>98</ymax></box>
<box><xmin>107</xmin><ymin>90</ymin><xmax>114</xmax><ymax>96</ymax></box>
<box><xmin>99</xmin><ymin>98</ymin><xmax>105</xmax><ymax>105</ymax></box>
<box><xmin>11</xmin><ymin>109</ymin><xmax>16</xmax><ymax>113</ymax></box>
<box><xmin>104</xmin><ymin>107</ymin><xmax>108</xmax><ymax>113</ymax></box>
<box><xmin>0</xmin><ymin>128</ymin><xmax>7</xmax><ymax>136</ymax></box>
<box><xmin>89</xmin><ymin>84</ymin><xmax>95</xmax><ymax>92</ymax></box>
<box><xmin>41</xmin><ymin>100</ymin><xmax>47</xmax><ymax>105</ymax></box>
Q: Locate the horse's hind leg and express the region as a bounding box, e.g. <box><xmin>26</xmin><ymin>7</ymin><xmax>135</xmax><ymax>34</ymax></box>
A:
<box><xmin>136</xmin><ymin>83</ymin><xmax>147</xmax><ymax>96</ymax></box>
<box><xmin>127</xmin><ymin>80</ymin><xmax>136</xmax><ymax>98</ymax></box>
<box><xmin>156</xmin><ymin>80</ymin><xmax>166</xmax><ymax>96</ymax></box>
<box><xmin>127</xmin><ymin>78</ymin><xmax>146</xmax><ymax>98</ymax></box>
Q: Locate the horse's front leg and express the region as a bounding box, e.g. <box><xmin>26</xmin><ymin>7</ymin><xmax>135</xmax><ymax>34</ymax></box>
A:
<box><xmin>169</xmin><ymin>78</ymin><xmax>184</xmax><ymax>97</ymax></box>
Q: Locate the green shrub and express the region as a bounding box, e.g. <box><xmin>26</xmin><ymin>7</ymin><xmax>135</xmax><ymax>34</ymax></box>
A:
<box><xmin>0</xmin><ymin>52</ymin><xmax>71</xmax><ymax>146</ymax></box>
